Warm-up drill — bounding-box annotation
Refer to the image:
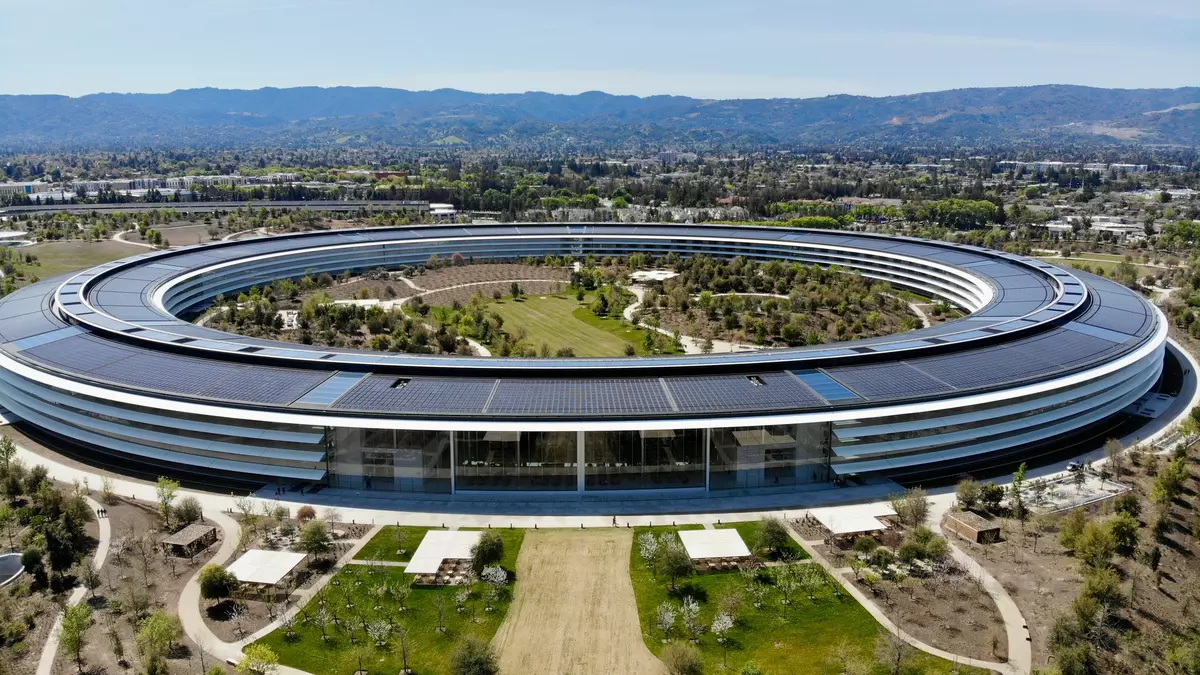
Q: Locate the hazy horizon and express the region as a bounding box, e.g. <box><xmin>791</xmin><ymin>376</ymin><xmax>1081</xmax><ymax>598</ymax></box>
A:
<box><xmin>1</xmin><ymin>0</ymin><xmax>1195</xmax><ymax>99</ymax></box>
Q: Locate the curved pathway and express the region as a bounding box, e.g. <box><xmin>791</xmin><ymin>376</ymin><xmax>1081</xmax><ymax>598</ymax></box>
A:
<box><xmin>178</xmin><ymin>508</ymin><xmax>243</xmax><ymax>667</ymax></box>
<box><xmin>112</xmin><ymin>229</ymin><xmax>160</xmax><ymax>250</ymax></box>
<box><xmin>786</xmin><ymin>518</ymin><xmax>1025</xmax><ymax>674</ymax></box>
<box><xmin>36</xmin><ymin>496</ymin><xmax>112</xmax><ymax>675</ymax></box>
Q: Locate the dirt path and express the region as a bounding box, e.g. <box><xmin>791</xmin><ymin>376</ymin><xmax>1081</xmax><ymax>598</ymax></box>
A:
<box><xmin>493</xmin><ymin>529</ymin><xmax>664</xmax><ymax>675</ymax></box>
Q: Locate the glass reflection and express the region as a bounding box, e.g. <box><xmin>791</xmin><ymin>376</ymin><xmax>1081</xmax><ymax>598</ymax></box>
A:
<box><xmin>709</xmin><ymin>423</ymin><xmax>829</xmax><ymax>490</ymax></box>
<box><xmin>455</xmin><ymin>430</ymin><xmax>577</xmax><ymax>490</ymax></box>
<box><xmin>584</xmin><ymin>428</ymin><xmax>705</xmax><ymax>490</ymax></box>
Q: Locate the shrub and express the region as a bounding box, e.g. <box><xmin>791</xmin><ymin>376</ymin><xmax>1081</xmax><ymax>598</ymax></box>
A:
<box><xmin>1058</xmin><ymin>509</ymin><xmax>1088</xmax><ymax>550</ymax></box>
<box><xmin>662</xmin><ymin>641</ymin><xmax>704</xmax><ymax>675</ymax></box>
<box><xmin>1112</xmin><ymin>492</ymin><xmax>1140</xmax><ymax>519</ymax></box>
<box><xmin>1108</xmin><ymin>513</ymin><xmax>1139</xmax><ymax>556</ymax></box>
<box><xmin>979</xmin><ymin>482</ymin><xmax>1006</xmax><ymax>512</ymax></box>
<box><xmin>450</xmin><ymin>635</ymin><xmax>499</xmax><ymax>675</ymax></box>
<box><xmin>852</xmin><ymin>537</ymin><xmax>879</xmax><ymax>556</ymax></box>
<box><xmin>294</xmin><ymin>520</ymin><xmax>332</xmax><ymax>557</ymax></box>
<box><xmin>956</xmin><ymin>479</ymin><xmax>981</xmax><ymax>509</ymax></box>
<box><xmin>471</xmin><ymin>531</ymin><xmax>504</xmax><ymax>574</ymax></box>
<box><xmin>296</xmin><ymin>505</ymin><xmax>316</xmax><ymax>522</ymax></box>
<box><xmin>1073</xmin><ymin>521</ymin><xmax>1115</xmax><ymax>570</ymax></box>
<box><xmin>173</xmin><ymin>496</ymin><xmax>203</xmax><ymax>527</ymax></box>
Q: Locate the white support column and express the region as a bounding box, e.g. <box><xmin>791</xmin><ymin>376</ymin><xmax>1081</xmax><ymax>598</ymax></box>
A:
<box><xmin>577</xmin><ymin>430</ymin><xmax>586</xmax><ymax>492</ymax></box>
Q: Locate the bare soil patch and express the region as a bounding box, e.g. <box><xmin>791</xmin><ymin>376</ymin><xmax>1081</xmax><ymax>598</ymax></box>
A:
<box><xmin>60</xmin><ymin>497</ymin><xmax>228</xmax><ymax>675</ymax></box>
<box><xmin>492</xmin><ymin>529</ymin><xmax>664</xmax><ymax>675</ymax></box>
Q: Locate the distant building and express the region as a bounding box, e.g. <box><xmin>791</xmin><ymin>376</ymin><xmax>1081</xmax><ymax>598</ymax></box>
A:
<box><xmin>0</xmin><ymin>182</ymin><xmax>49</xmax><ymax>197</ymax></box>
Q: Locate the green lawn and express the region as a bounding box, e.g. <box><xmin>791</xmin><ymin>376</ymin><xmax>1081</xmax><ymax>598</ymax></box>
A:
<box><xmin>354</xmin><ymin>526</ymin><xmax>442</xmax><ymax>563</ymax></box>
<box><xmin>456</xmin><ymin>291</ymin><xmax>679</xmax><ymax>357</ymax></box>
<box><xmin>256</xmin><ymin>563</ymin><xmax>515</xmax><ymax>675</ymax></box>
<box><xmin>715</xmin><ymin>520</ymin><xmax>809</xmax><ymax>560</ymax></box>
<box><xmin>630</xmin><ymin>527</ymin><xmax>982</xmax><ymax>675</ymax></box>
<box><xmin>19</xmin><ymin>240</ymin><xmax>145</xmax><ymax>278</ymax></box>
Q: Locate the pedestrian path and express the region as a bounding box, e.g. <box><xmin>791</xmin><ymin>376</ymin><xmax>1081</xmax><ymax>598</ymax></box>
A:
<box><xmin>36</xmin><ymin>497</ymin><xmax>112</xmax><ymax>675</ymax></box>
<box><xmin>784</xmin><ymin>517</ymin><xmax>1025</xmax><ymax>675</ymax></box>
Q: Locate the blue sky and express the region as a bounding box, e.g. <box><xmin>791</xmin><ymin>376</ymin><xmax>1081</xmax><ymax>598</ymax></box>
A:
<box><xmin>1</xmin><ymin>0</ymin><xmax>1196</xmax><ymax>99</ymax></box>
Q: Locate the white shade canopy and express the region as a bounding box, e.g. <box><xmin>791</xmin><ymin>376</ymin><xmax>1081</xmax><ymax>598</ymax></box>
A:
<box><xmin>406</xmin><ymin>530</ymin><xmax>483</xmax><ymax>575</ymax></box>
<box><xmin>678</xmin><ymin>529</ymin><xmax>752</xmax><ymax>560</ymax></box>
<box><xmin>226</xmin><ymin>549</ymin><xmax>308</xmax><ymax>586</ymax></box>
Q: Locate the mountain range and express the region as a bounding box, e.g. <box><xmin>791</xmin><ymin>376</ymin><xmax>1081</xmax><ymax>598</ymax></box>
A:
<box><xmin>0</xmin><ymin>84</ymin><xmax>1197</xmax><ymax>150</ymax></box>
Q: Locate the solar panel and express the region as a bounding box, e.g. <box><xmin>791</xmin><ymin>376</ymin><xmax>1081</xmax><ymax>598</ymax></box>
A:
<box><xmin>825</xmin><ymin>362</ymin><xmax>956</xmax><ymax>400</ymax></box>
<box><xmin>793</xmin><ymin>370</ymin><xmax>859</xmax><ymax>401</ymax></box>
<box><xmin>666</xmin><ymin>373</ymin><xmax>825</xmax><ymax>413</ymax></box>
<box><xmin>485</xmin><ymin>379</ymin><xmax>673</xmax><ymax>415</ymax></box>
<box><xmin>332</xmin><ymin>375</ymin><xmax>495</xmax><ymax>414</ymax></box>
<box><xmin>293</xmin><ymin>372</ymin><xmax>368</xmax><ymax>407</ymax></box>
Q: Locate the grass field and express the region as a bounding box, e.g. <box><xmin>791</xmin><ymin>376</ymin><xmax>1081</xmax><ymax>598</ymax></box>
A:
<box><xmin>256</xmin><ymin>562</ymin><xmax>516</xmax><ymax>675</ymax></box>
<box><xmin>18</xmin><ymin>240</ymin><xmax>145</xmax><ymax>279</ymax></box>
<box><xmin>479</xmin><ymin>292</ymin><xmax>679</xmax><ymax>357</ymax></box>
<box><xmin>354</xmin><ymin>526</ymin><xmax>442</xmax><ymax>563</ymax></box>
<box><xmin>629</xmin><ymin>527</ymin><xmax>983</xmax><ymax>674</ymax></box>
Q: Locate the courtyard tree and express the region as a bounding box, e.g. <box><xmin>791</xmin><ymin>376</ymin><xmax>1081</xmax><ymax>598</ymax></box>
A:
<box><xmin>393</xmin><ymin>622</ymin><xmax>413</xmax><ymax>673</ymax></box>
<box><xmin>174</xmin><ymin>495</ymin><xmax>203</xmax><ymax>526</ymax></box>
<box><xmin>59</xmin><ymin>603</ymin><xmax>93</xmax><ymax>673</ymax></box>
<box><xmin>755</xmin><ymin>516</ymin><xmax>792</xmax><ymax>557</ymax></box>
<box><xmin>656</xmin><ymin>601</ymin><xmax>678</xmax><ymax>640</ymax></box>
<box><xmin>955</xmin><ymin>479</ymin><xmax>981</xmax><ymax>509</ymax></box>
<box><xmin>450</xmin><ymin>635</ymin><xmax>499</xmax><ymax>675</ymax></box>
<box><xmin>890</xmin><ymin>487</ymin><xmax>930</xmax><ymax>528</ymax></box>
<box><xmin>712</xmin><ymin>612</ymin><xmax>734</xmax><ymax>667</ymax></box>
<box><xmin>471</xmin><ymin>531</ymin><xmax>504</xmax><ymax>574</ymax></box>
<box><xmin>295</xmin><ymin>519</ymin><xmax>333</xmax><ymax>559</ymax></box>
<box><xmin>1104</xmin><ymin>438</ymin><xmax>1125</xmax><ymax>478</ymax></box>
<box><xmin>154</xmin><ymin>476</ymin><xmax>180</xmax><ymax>528</ymax></box>
<box><xmin>0</xmin><ymin>433</ymin><xmax>14</xmax><ymax>473</ymax></box>
<box><xmin>237</xmin><ymin>644</ymin><xmax>280</xmax><ymax>675</ymax></box>
<box><xmin>136</xmin><ymin>610</ymin><xmax>183</xmax><ymax>664</ymax></box>
<box><xmin>80</xmin><ymin>563</ymin><xmax>102</xmax><ymax>600</ymax></box>
<box><xmin>658</xmin><ymin>536</ymin><xmax>693</xmax><ymax>590</ymax></box>
<box><xmin>198</xmin><ymin>563</ymin><xmax>240</xmax><ymax>606</ymax></box>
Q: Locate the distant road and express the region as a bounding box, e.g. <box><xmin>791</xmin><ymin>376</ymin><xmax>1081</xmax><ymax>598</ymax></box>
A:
<box><xmin>0</xmin><ymin>199</ymin><xmax>428</xmax><ymax>215</ymax></box>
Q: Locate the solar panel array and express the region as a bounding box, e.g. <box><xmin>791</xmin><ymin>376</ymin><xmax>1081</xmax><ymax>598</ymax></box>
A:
<box><xmin>824</xmin><ymin>362</ymin><xmax>956</xmax><ymax>400</ymax></box>
<box><xmin>486</xmin><ymin>378</ymin><xmax>673</xmax><ymax>415</ymax></box>
<box><xmin>666</xmin><ymin>373</ymin><xmax>825</xmax><ymax>413</ymax></box>
<box><xmin>331</xmin><ymin>375</ymin><xmax>495</xmax><ymax>414</ymax></box>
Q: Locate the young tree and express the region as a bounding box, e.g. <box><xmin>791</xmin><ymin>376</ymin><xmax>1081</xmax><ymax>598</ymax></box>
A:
<box><xmin>656</xmin><ymin>601</ymin><xmax>678</xmax><ymax>641</ymax></box>
<box><xmin>450</xmin><ymin>635</ymin><xmax>499</xmax><ymax>675</ymax></box>
<box><xmin>154</xmin><ymin>477</ymin><xmax>180</xmax><ymax>528</ymax></box>
<box><xmin>136</xmin><ymin>611</ymin><xmax>183</xmax><ymax>664</ymax></box>
<box><xmin>470</xmin><ymin>531</ymin><xmax>504</xmax><ymax>575</ymax></box>
<box><xmin>1058</xmin><ymin>508</ymin><xmax>1088</xmax><ymax>550</ymax></box>
<box><xmin>198</xmin><ymin>563</ymin><xmax>240</xmax><ymax>606</ymax></box>
<box><xmin>955</xmin><ymin>479</ymin><xmax>981</xmax><ymax>509</ymax></box>
<box><xmin>755</xmin><ymin>516</ymin><xmax>792</xmax><ymax>557</ymax></box>
<box><xmin>680</xmin><ymin>595</ymin><xmax>703</xmax><ymax>642</ymax></box>
<box><xmin>237</xmin><ymin>643</ymin><xmax>280</xmax><ymax>675</ymax></box>
<box><xmin>1010</xmin><ymin>462</ymin><xmax>1028</xmax><ymax>523</ymax></box>
<box><xmin>658</xmin><ymin>536</ymin><xmax>693</xmax><ymax>590</ymax></box>
<box><xmin>0</xmin><ymin>434</ymin><xmax>15</xmax><ymax>474</ymax></box>
<box><xmin>712</xmin><ymin>612</ymin><xmax>734</xmax><ymax>667</ymax></box>
<box><xmin>890</xmin><ymin>487</ymin><xmax>930</xmax><ymax>528</ymax></box>
<box><xmin>1104</xmin><ymin>438</ymin><xmax>1125</xmax><ymax>478</ymax></box>
<box><xmin>80</xmin><ymin>564</ymin><xmax>102</xmax><ymax>600</ymax></box>
<box><xmin>174</xmin><ymin>496</ymin><xmax>203</xmax><ymax>526</ymax></box>
<box><xmin>294</xmin><ymin>520</ymin><xmax>333</xmax><ymax>559</ymax></box>
<box><xmin>394</xmin><ymin>623</ymin><xmax>413</xmax><ymax>674</ymax></box>
<box><xmin>1074</xmin><ymin>521</ymin><xmax>1116</xmax><ymax>570</ymax></box>
<box><xmin>59</xmin><ymin>603</ymin><xmax>94</xmax><ymax>673</ymax></box>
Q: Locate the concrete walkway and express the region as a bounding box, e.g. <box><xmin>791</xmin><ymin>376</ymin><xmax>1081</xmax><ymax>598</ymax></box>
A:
<box><xmin>178</xmin><ymin>508</ymin><xmax>243</xmax><ymax>667</ymax></box>
<box><xmin>929</xmin><ymin>499</ymin><xmax>1032</xmax><ymax>674</ymax></box>
<box><xmin>36</xmin><ymin>496</ymin><xmax>112</xmax><ymax>675</ymax></box>
<box><xmin>112</xmin><ymin>229</ymin><xmax>160</xmax><ymax>250</ymax></box>
<box><xmin>785</xmin><ymin>519</ymin><xmax>1021</xmax><ymax>675</ymax></box>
